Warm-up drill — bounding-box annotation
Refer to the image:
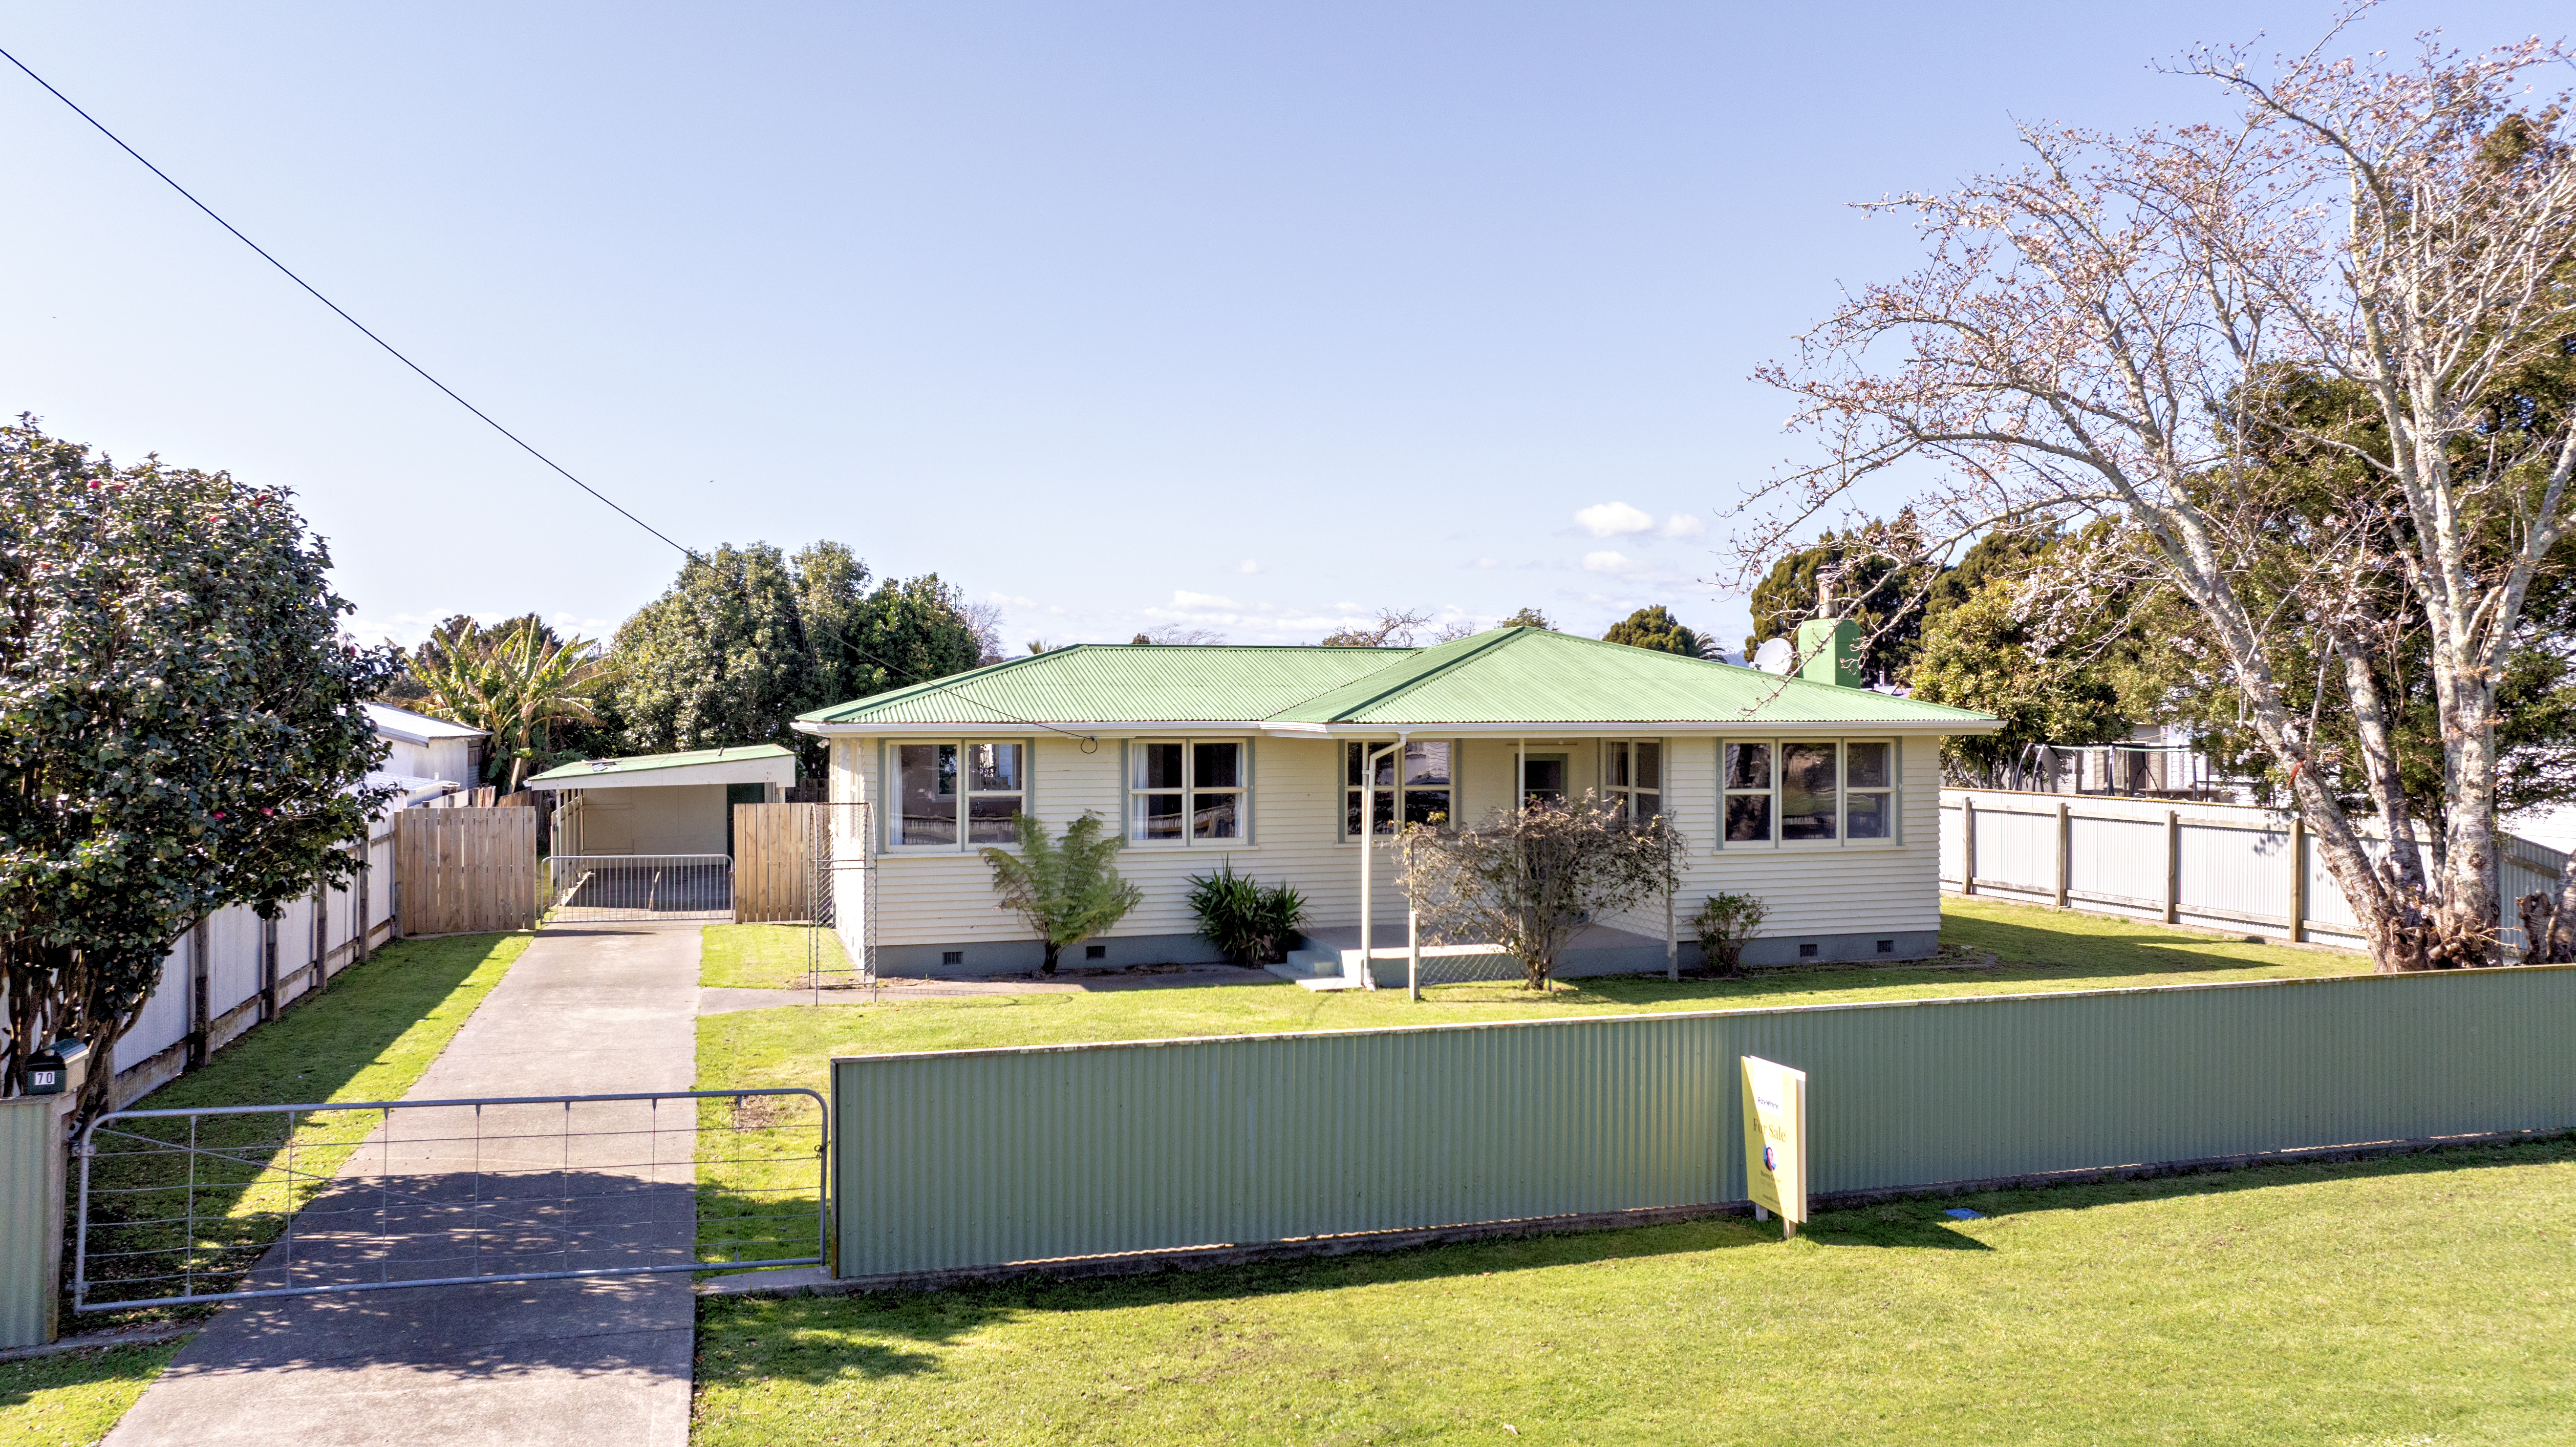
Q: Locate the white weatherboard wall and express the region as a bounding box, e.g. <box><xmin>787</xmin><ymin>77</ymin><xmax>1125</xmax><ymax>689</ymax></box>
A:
<box><xmin>831</xmin><ymin>732</ymin><xmax>1948</xmax><ymax>967</ymax></box>
<box><xmin>1942</xmin><ymin>789</ymin><xmax>2572</xmax><ymax>957</ymax></box>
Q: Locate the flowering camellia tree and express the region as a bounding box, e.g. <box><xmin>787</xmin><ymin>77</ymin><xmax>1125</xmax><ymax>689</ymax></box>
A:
<box><xmin>1739</xmin><ymin>22</ymin><xmax>2576</xmax><ymax>971</ymax></box>
<box><xmin>0</xmin><ymin>420</ymin><xmax>397</xmax><ymax>1113</ymax></box>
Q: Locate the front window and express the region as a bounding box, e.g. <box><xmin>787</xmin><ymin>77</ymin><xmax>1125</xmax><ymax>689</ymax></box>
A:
<box><xmin>1723</xmin><ymin>738</ymin><xmax>1895</xmax><ymax>846</ymax></box>
<box><xmin>894</xmin><ymin>741</ymin><xmax>1025</xmax><ymax>847</ymax></box>
<box><xmin>1131</xmin><ymin>739</ymin><xmax>1247</xmax><ymax>843</ymax></box>
<box><xmin>1604</xmin><ymin>741</ymin><xmax>1663</xmax><ymax>821</ymax></box>
<box><xmin>1346</xmin><ymin>741</ymin><xmax>1452</xmax><ymax>836</ymax></box>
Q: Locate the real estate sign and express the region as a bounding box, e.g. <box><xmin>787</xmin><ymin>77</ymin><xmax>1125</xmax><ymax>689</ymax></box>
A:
<box><xmin>1741</xmin><ymin>1055</ymin><xmax>1807</xmax><ymax>1231</ymax></box>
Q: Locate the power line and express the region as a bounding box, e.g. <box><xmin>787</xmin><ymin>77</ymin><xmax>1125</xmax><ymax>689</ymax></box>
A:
<box><xmin>0</xmin><ymin>43</ymin><xmax>700</xmax><ymax>560</ymax></box>
<box><xmin>2</xmin><ymin>44</ymin><xmax>1093</xmax><ymax>744</ymax></box>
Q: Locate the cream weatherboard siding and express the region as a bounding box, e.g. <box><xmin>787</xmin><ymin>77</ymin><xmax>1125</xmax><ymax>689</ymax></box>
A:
<box><xmin>830</xmin><ymin>731</ymin><xmax>1948</xmax><ymax>960</ymax></box>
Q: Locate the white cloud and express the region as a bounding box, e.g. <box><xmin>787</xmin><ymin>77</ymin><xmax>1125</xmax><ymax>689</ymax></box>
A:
<box><xmin>989</xmin><ymin>592</ymin><xmax>1038</xmax><ymax>608</ymax></box>
<box><xmin>1574</xmin><ymin>501</ymin><xmax>1655</xmax><ymax>538</ymax></box>
<box><xmin>1659</xmin><ymin>513</ymin><xmax>1708</xmax><ymax>539</ymax></box>
<box><xmin>1582</xmin><ymin>551</ymin><xmax>1637</xmax><ymax>575</ymax></box>
<box><xmin>1471</xmin><ymin>557</ymin><xmax>1501</xmax><ymax>569</ymax></box>
<box><xmin>1173</xmin><ymin>590</ymin><xmax>1240</xmax><ymax>610</ymax></box>
<box><xmin>1234</xmin><ymin>559</ymin><xmax>1262</xmax><ymax>575</ymax></box>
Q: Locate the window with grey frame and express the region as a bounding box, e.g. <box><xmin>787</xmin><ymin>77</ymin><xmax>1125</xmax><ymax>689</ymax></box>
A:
<box><xmin>1722</xmin><ymin>739</ymin><xmax>1893</xmax><ymax>844</ymax></box>
<box><xmin>893</xmin><ymin>741</ymin><xmax>1026</xmax><ymax>847</ymax></box>
<box><xmin>1603</xmin><ymin>740</ymin><xmax>1663</xmax><ymax>820</ymax></box>
<box><xmin>1345</xmin><ymin>741</ymin><xmax>1453</xmax><ymax>837</ymax></box>
<box><xmin>1130</xmin><ymin>739</ymin><xmax>1247</xmax><ymax>843</ymax></box>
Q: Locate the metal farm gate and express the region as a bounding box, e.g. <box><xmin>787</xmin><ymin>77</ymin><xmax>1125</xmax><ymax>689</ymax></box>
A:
<box><xmin>543</xmin><ymin>854</ymin><xmax>734</xmax><ymax>922</ymax></box>
<box><xmin>72</xmin><ymin>1088</ymin><xmax>826</xmax><ymax>1311</ymax></box>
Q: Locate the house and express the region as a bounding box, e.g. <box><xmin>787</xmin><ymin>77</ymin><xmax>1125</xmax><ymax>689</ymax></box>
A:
<box><xmin>792</xmin><ymin>625</ymin><xmax>2000</xmax><ymax>981</ymax></box>
<box><xmin>363</xmin><ymin>702</ymin><xmax>489</xmax><ymax>806</ymax></box>
<box><xmin>524</xmin><ymin>744</ymin><xmax>797</xmax><ymax>855</ymax></box>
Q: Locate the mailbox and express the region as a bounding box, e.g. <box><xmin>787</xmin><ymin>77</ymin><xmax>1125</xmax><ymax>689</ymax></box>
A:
<box><xmin>22</xmin><ymin>1039</ymin><xmax>88</xmax><ymax>1097</ymax></box>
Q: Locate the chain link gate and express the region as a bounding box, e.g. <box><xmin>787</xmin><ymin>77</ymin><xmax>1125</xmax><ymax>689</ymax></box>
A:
<box><xmin>72</xmin><ymin>1087</ymin><xmax>826</xmax><ymax>1311</ymax></box>
<box><xmin>803</xmin><ymin>801</ymin><xmax>876</xmax><ymax>999</ymax></box>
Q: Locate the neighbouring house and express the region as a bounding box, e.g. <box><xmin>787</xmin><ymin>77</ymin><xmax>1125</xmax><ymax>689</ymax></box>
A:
<box><xmin>364</xmin><ymin>701</ymin><xmax>489</xmax><ymax>806</ymax></box>
<box><xmin>524</xmin><ymin>744</ymin><xmax>797</xmax><ymax>855</ymax></box>
<box><xmin>793</xmin><ymin>625</ymin><xmax>2000</xmax><ymax>982</ymax></box>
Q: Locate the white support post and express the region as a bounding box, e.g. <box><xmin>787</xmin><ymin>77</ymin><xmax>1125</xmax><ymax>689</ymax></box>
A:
<box><xmin>1407</xmin><ymin>905</ymin><xmax>1420</xmax><ymax>1001</ymax></box>
<box><xmin>1666</xmin><ymin>883</ymin><xmax>1678</xmax><ymax>982</ymax></box>
<box><xmin>1357</xmin><ymin>741</ymin><xmax>1396</xmax><ymax>991</ymax></box>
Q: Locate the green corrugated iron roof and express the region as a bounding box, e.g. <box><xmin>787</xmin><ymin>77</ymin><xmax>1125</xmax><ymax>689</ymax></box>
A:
<box><xmin>796</xmin><ymin>645</ymin><xmax>1409</xmax><ymax>726</ymax></box>
<box><xmin>525</xmin><ymin>742</ymin><xmax>795</xmax><ymax>783</ymax></box>
<box><xmin>796</xmin><ymin>628</ymin><xmax>1996</xmax><ymax>730</ymax></box>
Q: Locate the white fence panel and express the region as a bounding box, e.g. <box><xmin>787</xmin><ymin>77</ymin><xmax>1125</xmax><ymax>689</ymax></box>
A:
<box><xmin>207</xmin><ymin>908</ymin><xmax>263</xmax><ymax>1022</ymax></box>
<box><xmin>121</xmin><ymin>942</ymin><xmax>191</xmax><ymax>1070</ymax></box>
<box><xmin>2178</xmin><ymin>822</ymin><xmax>2292</xmax><ymax>928</ymax></box>
<box><xmin>1946</xmin><ymin>788</ymin><xmax>2564</xmax><ymax>959</ymax></box>
<box><xmin>1973</xmin><ymin>807</ymin><xmax>2058</xmax><ymax>895</ymax></box>
<box><xmin>2066</xmin><ymin>813</ymin><xmax>2163</xmax><ymax>910</ymax></box>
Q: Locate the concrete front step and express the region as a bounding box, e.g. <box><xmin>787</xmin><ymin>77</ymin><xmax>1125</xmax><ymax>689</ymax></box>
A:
<box><xmin>1264</xmin><ymin>947</ymin><xmax>1363</xmax><ymax>991</ymax></box>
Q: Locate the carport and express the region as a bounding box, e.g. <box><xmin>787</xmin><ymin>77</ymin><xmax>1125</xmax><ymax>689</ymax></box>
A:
<box><xmin>524</xmin><ymin>745</ymin><xmax>797</xmax><ymax>920</ymax></box>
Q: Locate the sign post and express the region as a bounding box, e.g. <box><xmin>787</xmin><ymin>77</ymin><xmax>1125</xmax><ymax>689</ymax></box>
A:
<box><xmin>1741</xmin><ymin>1055</ymin><xmax>1807</xmax><ymax>1239</ymax></box>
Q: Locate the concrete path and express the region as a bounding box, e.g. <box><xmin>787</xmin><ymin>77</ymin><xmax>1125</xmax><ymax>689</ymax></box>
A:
<box><xmin>107</xmin><ymin>923</ymin><xmax>703</xmax><ymax>1447</ymax></box>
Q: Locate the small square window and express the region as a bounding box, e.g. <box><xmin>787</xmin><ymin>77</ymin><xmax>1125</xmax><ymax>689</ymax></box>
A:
<box><xmin>1085</xmin><ymin>944</ymin><xmax>1107</xmax><ymax>959</ymax></box>
<box><xmin>1798</xmin><ymin>942</ymin><xmax>1819</xmax><ymax>959</ymax></box>
<box><xmin>1876</xmin><ymin>938</ymin><xmax>1894</xmax><ymax>955</ymax></box>
<box><xmin>941</xmin><ymin>950</ymin><xmax>963</xmax><ymax>966</ymax></box>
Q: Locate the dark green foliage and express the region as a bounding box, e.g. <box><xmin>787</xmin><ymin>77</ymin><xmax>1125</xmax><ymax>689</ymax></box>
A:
<box><xmin>1185</xmin><ymin>862</ymin><xmax>1307</xmax><ymax>965</ymax></box>
<box><xmin>1601</xmin><ymin>606</ymin><xmax>1713</xmax><ymax>659</ymax></box>
<box><xmin>0</xmin><ymin>420</ymin><xmax>399</xmax><ymax>1105</ymax></box>
<box><xmin>1744</xmin><ymin>511</ymin><xmax>1942</xmax><ymax>683</ymax></box>
<box><xmin>981</xmin><ymin>812</ymin><xmax>1144</xmax><ymax>975</ymax></box>
<box><xmin>608</xmin><ymin>540</ymin><xmax>982</xmax><ymax>772</ymax></box>
<box><xmin>1691</xmin><ymin>892</ymin><xmax>1767</xmax><ymax>977</ymax></box>
<box><xmin>1496</xmin><ymin>607</ymin><xmax>1555</xmax><ymax>630</ymax></box>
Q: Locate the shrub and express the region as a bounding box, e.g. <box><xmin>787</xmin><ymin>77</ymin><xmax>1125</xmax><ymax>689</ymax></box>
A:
<box><xmin>1187</xmin><ymin>861</ymin><xmax>1307</xmax><ymax>966</ymax></box>
<box><xmin>1693</xmin><ymin>892</ymin><xmax>1767</xmax><ymax>977</ymax></box>
<box><xmin>1398</xmin><ymin>793</ymin><xmax>1683</xmax><ymax>990</ymax></box>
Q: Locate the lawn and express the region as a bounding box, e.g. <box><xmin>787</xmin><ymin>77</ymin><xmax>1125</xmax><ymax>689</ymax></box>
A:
<box><xmin>702</xmin><ymin>924</ymin><xmax>850</xmax><ymax>990</ymax></box>
<box><xmin>691</xmin><ymin>1138</ymin><xmax>2576</xmax><ymax>1445</ymax></box>
<box><xmin>696</xmin><ymin>898</ymin><xmax>2368</xmax><ymax>1090</ymax></box>
<box><xmin>1</xmin><ymin>931</ymin><xmax>532</xmax><ymax>1445</ymax></box>
<box><xmin>691</xmin><ymin>900</ymin><xmax>2547</xmax><ymax>1444</ymax></box>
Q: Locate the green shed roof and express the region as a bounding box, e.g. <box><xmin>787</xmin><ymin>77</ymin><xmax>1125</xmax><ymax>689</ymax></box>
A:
<box><xmin>795</xmin><ymin>628</ymin><xmax>1995</xmax><ymax>731</ymax></box>
<box><xmin>525</xmin><ymin>742</ymin><xmax>795</xmax><ymax>783</ymax></box>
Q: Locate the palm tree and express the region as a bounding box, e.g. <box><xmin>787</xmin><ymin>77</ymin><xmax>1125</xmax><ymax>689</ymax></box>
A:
<box><xmin>407</xmin><ymin>617</ymin><xmax>607</xmax><ymax>790</ymax></box>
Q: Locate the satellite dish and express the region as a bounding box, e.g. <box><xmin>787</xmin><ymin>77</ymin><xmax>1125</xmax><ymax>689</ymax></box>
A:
<box><xmin>1752</xmin><ymin>638</ymin><xmax>1794</xmax><ymax>676</ymax></box>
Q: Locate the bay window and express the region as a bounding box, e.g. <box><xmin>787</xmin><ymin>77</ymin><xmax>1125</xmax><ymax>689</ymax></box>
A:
<box><xmin>894</xmin><ymin>741</ymin><xmax>1026</xmax><ymax>847</ymax></box>
<box><xmin>1130</xmin><ymin>739</ymin><xmax>1248</xmax><ymax>843</ymax></box>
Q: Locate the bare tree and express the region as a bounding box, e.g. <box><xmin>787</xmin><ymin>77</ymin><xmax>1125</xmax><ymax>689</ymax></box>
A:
<box><xmin>1398</xmin><ymin>794</ymin><xmax>1683</xmax><ymax>989</ymax></box>
<box><xmin>1321</xmin><ymin>607</ymin><xmax>1436</xmax><ymax>647</ymax></box>
<box><xmin>955</xmin><ymin>599</ymin><xmax>1009</xmax><ymax>666</ymax></box>
<box><xmin>1132</xmin><ymin>624</ymin><xmax>1230</xmax><ymax>645</ymax></box>
<box><xmin>1739</xmin><ymin>22</ymin><xmax>2576</xmax><ymax>971</ymax></box>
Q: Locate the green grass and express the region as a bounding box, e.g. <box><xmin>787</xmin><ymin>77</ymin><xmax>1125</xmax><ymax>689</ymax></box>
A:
<box><xmin>74</xmin><ymin>932</ymin><xmax>532</xmax><ymax>1314</ymax></box>
<box><xmin>702</xmin><ymin>925</ymin><xmax>850</xmax><ymax>990</ymax></box>
<box><xmin>0</xmin><ymin>1341</ymin><xmax>186</xmax><ymax>1447</ymax></box>
<box><xmin>699</xmin><ymin>898</ymin><xmax>2366</xmax><ymax>1094</ymax></box>
<box><xmin>691</xmin><ymin>1139</ymin><xmax>2576</xmax><ymax>1445</ymax></box>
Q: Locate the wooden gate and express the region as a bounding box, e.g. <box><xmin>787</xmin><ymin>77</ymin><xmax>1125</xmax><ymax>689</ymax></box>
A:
<box><xmin>732</xmin><ymin>803</ymin><xmax>813</xmax><ymax>923</ymax></box>
<box><xmin>395</xmin><ymin>808</ymin><xmax>538</xmax><ymax>935</ymax></box>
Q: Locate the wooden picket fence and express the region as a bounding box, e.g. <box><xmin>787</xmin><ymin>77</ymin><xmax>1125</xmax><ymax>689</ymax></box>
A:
<box><xmin>395</xmin><ymin>808</ymin><xmax>538</xmax><ymax>935</ymax></box>
<box><xmin>732</xmin><ymin>803</ymin><xmax>813</xmax><ymax>923</ymax></box>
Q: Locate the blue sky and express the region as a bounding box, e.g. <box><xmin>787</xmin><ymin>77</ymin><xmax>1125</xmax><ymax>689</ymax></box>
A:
<box><xmin>0</xmin><ymin>1</ymin><xmax>2541</xmax><ymax>654</ymax></box>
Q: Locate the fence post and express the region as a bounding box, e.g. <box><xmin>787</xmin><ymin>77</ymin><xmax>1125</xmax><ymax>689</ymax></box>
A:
<box><xmin>261</xmin><ymin>912</ymin><xmax>279</xmax><ymax>1022</ymax></box>
<box><xmin>1961</xmin><ymin>797</ymin><xmax>1977</xmax><ymax>895</ymax></box>
<box><xmin>187</xmin><ymin>917</ymin><xmax>210</xmax><ymax>1072</ymax></box>
<box><xmin>2165</xmin><ymin>809</ymin><xmax>2181</xmax><ymax>924</ymax></box>
<box><xmin>312</xmin><ymin>879</ymin><xmax>328</xmax><ymax>991</ymax></box>
<box><xmin>354</xmin><ymin>839</ymin><xmax>371</xmax><ymax>963</ymax></box>
<box><xmin>2054</xmin><ymin>801</ymin><xmax>2071</xmax><ymax>908</ymax></box>
<box><xmin>2288</xmin><ymin>815</ymin><xmax>2307</xmax><ymax>945</ymax></box>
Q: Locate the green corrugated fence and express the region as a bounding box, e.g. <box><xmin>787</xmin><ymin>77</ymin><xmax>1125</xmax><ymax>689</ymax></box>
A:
<box><xmin>832</xmin><ymin>965</ymin><xmax>2576</xmax><ymax>1280</ymax></box>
